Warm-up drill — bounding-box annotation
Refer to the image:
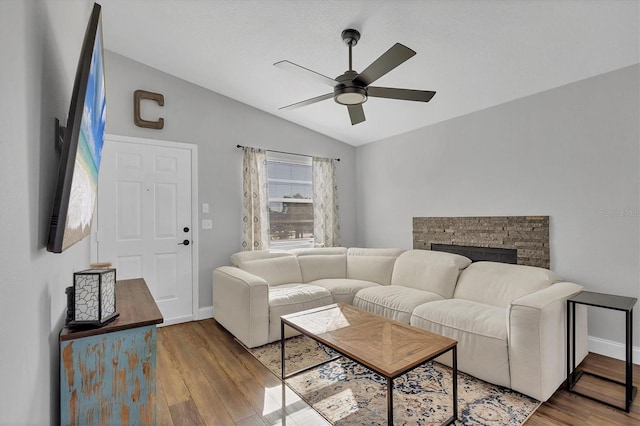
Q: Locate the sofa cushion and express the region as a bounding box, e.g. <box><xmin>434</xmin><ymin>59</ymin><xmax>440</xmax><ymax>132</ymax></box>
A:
<box><xmin>453</xmin><ymin>261</ymin><xmax>560</xmax><ymax>308</ymax></box>
<box><xmin>353</xmin><ymin>285</ymin><xmax>444</xmax><ymax>323</ymax></box>
<box><xmin>292</xmin><ymin>247</ymin><xmax>347</xmax><ymax>282</ymax></box>
<box><xmin>236</xmin><ymin>253</ymin><xmax>303</xmax><ymax>286</ymax></box>
<box><xmin>391</xmin><ymin>250</ymin><xmax>471</xmax><ymax>298</ymax></box>
<box><xmin>346</xmin><ymin>248</ymin><xmax>404</xmax><ymax>285</ymax></box>
<box><xmin>268</xmin><ymin>284</ymin><xmax>334</xmax><ymax>342</ymax></box>
<box><xmin>410</xmin><ymin>299</ymin><xmax>510</xmax><ymax>388</ymax></box>
<box><xmin>310</xmin><ymin>278</ymin><xmax>380</xmax><ymax>304</ymax></box>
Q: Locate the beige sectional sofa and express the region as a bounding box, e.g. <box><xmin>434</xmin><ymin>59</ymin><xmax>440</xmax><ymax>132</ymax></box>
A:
<box><xmin>212</xmin><ymin>247</ymin><xmax>588</xmax><ymax>401</ymax></box>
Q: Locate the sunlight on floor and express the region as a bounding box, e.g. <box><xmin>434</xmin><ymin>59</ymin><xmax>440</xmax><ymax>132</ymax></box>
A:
<box><xmin>311</xmin><ymin>388</ymin><xmax>359</xmax><ymax>422</ymax></box>
<box><xmin>261</xmin><ymin>383</ymin><xmax>331</xmax><ymax>425</ymax></box>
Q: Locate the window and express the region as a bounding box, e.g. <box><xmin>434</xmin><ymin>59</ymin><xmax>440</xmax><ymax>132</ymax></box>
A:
<box><xmin>266</xmin><ymin>152</ymin><xmax>314</xmax><ymax>249</ymax></box>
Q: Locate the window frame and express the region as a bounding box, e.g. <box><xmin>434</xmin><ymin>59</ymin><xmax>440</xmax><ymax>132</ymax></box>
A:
<box><xmin>266</xmin><ymin>151</ymin><xmax>314</xmax><ymax>250</ymax></box>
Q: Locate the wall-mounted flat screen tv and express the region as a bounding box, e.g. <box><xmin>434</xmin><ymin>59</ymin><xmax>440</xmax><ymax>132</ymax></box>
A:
<box><xmin>48</xmin><ymin>3</ymin><xmax>106</xmax><ymax>253</ymax></box>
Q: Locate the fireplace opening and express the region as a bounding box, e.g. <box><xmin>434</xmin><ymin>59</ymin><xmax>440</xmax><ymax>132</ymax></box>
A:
<box><xmin>431</xmin><ymin>243</ymin><xmax>518</xmax><ymax>264</ymax></box>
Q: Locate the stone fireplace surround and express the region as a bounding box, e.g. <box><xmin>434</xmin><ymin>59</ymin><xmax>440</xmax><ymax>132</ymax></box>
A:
<box><xmin>412</xmin><ymin>216</ymin><xmax>550</xmax><ymax>268</ymax></box>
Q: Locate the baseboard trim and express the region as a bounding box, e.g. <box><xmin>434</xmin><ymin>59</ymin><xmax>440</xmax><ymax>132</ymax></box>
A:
<box><xmin>159</xmin><ymin>307</ymin><xmax>214</xmax><ymax>327</ymax></box>
<box><xmin>199</xmin><ymin>306</ymin><xmax>214</xmax><ymax>320</ymax></box>
<box><xmin>588</xmin><ymin>335</ymin><xmax>640</xmax><ymax>365</ymax></box>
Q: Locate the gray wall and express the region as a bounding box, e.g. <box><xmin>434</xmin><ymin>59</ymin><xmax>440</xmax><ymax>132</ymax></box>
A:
<box><xmin>0</xmin><ymin>1</ymin><xmax>636</xmax><ymax>422</ymax></box>
<box><xmin>103</xmin><ymin>51</ymin><xmax>357</xmax><ymax>311</ymax></box>
<box><xmin>0</xmin><ymin>0</ymin><xmax>95</xmax><ymax>423</ymax></box>
<box><xmin>356</xmin><ymin>64</ymin><xmax>640</xmax><ymax>350</ymax></box>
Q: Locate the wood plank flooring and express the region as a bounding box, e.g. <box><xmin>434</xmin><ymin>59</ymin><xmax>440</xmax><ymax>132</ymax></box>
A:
<box><xmin>157</xmin><ymin>319</ymin><xmax>640</xmax><ymax>425</ymax></box>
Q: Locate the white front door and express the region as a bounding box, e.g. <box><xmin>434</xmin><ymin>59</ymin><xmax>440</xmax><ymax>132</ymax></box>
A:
<box><xmin>96</xmin><ymin>135</ymin><xmax>198</xmax><ymax>325</ymax></box>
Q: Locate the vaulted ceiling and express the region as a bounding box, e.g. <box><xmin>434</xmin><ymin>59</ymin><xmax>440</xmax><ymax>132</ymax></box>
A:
<box><xmin>101</xmin><ymin>0</ymin><xmax>639</xmax><ymax>146</ymax></box>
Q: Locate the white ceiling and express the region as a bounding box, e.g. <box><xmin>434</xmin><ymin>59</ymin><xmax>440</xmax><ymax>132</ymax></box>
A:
<box><xmin>101</xmin><ymin>0</ymin><xmax>639</xmax><ymax>146</ymax></box>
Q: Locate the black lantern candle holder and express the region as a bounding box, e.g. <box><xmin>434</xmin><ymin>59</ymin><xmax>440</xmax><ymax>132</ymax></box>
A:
<box><xmin>66</xmin><ymin>268</ymin><xmax>119</xmax><ymax>328</ymax></box>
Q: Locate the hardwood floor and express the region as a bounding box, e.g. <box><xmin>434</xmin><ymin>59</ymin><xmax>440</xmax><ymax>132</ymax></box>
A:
<box><xmin>157</xmin><ymin>319</ymin><xmax>640</xmax><ymax>425</ymax></box>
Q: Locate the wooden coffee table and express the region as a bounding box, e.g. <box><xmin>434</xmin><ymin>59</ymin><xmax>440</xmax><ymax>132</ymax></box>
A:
<box><xmin>280</xmin><ymin>303</ymin><xmax>458</xmax><ymax>425</ymax></box>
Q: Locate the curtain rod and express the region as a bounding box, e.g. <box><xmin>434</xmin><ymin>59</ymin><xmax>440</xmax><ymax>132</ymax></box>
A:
<box><xmin>236</xmin><ymin>144</ymin><xmax>340</xmax><ymax>162</ymax></box>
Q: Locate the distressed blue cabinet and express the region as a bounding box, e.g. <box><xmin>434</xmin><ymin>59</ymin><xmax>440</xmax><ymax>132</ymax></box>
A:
<box><xmin>60</xmin><ymin>279</ymin><xmax>163</xmax><ymax>426</ymax></box>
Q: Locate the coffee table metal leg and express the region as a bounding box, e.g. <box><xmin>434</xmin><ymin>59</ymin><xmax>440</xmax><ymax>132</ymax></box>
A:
<box><xmin>452</xmin><ymin>345</ymin><xmax>458</xmax><ymax>423</ymax></box>
<box><xmin>281</xmin><ymin>320</ymin><xmax>285</xmax><ymax>379</ymax></box>
<box><xmin>387</xmin><ymin>377</ymin><xmax>393</xmax><ymax>425</ymax></box>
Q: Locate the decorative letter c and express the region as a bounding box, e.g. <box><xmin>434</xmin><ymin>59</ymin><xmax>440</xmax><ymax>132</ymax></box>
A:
<box><xmin>133</xmin><ymin>90</ymin><xmax>164</xmax><ymax>129</ymax></box>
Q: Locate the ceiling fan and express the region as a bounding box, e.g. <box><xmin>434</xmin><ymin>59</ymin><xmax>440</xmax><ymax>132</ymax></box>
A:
<box><xmin>274</xmin><ymin>29</ymin><xmax>436</xmax><ymax>125</ymax></box>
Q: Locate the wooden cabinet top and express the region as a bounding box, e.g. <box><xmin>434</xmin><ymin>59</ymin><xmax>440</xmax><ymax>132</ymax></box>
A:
<box><xmin>60</xmin><ymin>278</ymin><xmax>163</xmax><ymax>341</ymax></box>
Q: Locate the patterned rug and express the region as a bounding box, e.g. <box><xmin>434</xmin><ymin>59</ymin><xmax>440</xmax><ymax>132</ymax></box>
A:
<box><xmin>248</xmin><ymin>336</ymin><xmax>541</xmax><ymax>425</ymax></box>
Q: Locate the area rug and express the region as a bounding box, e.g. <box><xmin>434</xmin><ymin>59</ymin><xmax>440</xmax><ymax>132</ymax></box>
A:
<box><xmin>247</xmin><ymin>336</ymin><xmax>541</xmax><ymax>425</ymax></box>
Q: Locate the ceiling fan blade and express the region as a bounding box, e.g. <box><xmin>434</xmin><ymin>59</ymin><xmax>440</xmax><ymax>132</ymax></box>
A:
<box><xmin>347</xmin><ymin>104</ymin><xmax>365</xmax><ymax>125</ymax></box>
<box><xmin>274</xmin><ymin>60</ymin><xmax>339</xmax><ymax>87</ymax></box>
<box><xmin>353</xmin><ymin>43</ymin><xmax>416</xmax><ymax>87</ymax></box>
<box><xmin>279</xmin><ymin>93</ymin><xmax>333</xmax><ymax>110</ymax></box>
<box><xmin>368</xmin><ymin>87</ymin><xmax>436</xmax><ymax>102</ymax></box>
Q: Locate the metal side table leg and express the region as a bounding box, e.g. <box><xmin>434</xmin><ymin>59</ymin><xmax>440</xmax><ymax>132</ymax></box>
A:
<box><xmin>387</xmin><ymin>377</ymin><xmax>393</xmax><ymax>425</ymax></box>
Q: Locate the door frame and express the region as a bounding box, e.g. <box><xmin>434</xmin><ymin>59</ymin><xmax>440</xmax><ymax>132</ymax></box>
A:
<box><xmin>91</xmin><ymin>133</ymin><xmax>200</xmax><ymax>323</ymax></box>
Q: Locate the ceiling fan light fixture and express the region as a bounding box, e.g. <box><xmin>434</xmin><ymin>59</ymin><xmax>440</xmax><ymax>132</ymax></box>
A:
<box><xmin>334</xmin><ymin>86</ymin><xmax>367</xmax><ymax>105</ymax></box>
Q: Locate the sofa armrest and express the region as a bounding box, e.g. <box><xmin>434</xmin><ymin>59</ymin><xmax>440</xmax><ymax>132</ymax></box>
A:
<box><xmin>508</xmin><ymin>282</ymin><xmax>588</xmax><ymax>401</ymax></box>
<box><xmin>213</xmin><ymin>266</ymin><xmax>270</xmax><ymax>348</ymax></box>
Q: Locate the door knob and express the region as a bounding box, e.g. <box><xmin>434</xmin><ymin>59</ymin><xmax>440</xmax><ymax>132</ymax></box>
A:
<box><xmin>179</xmin><ymin>240</ymin><xmax>190</xmax><ymax>246</ymax></box>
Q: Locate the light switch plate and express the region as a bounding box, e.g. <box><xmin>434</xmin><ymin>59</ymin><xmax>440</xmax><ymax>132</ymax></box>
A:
<box><xmin>202</xmin><ymin>203</ymin><xmax>210</xmax><ymax>214</ymax></box>
<box><xmin>202</xmin><ymin>219</ymin><xmax>213</xmax><ymax>229</ymax></box>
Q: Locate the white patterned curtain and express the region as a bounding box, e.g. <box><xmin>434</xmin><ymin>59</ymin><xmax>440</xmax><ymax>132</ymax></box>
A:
<box><xmin>312</xmin><ymin>157</ymin><xmax>340</xmax><ymax>247</ymax></box>
<box><xmin>241</xmin><ymin>147</ymin><xmax>269</xmax><ymax>251</ymax></box>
